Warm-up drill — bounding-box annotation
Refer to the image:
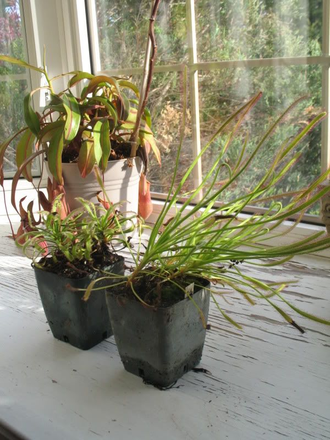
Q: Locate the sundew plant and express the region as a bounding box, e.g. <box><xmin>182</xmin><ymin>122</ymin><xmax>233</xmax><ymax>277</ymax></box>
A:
<box><xmin>85</xmin><ymin>91</ymin><xmax>330</xmax><ymax>332</ymax></box>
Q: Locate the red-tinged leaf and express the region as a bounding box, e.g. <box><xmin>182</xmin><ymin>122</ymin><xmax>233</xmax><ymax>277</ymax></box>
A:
<box><xmin>119</xmin><ymin>121</ymin><xmax>135</xmax><ymax>130</ymax></box>
<box><xmin>143</xmin><ymin>107</ymin><xmax>152</xmax><ymax>128</ymax></box>
<box><xmin>93</xmin><ymin>121</ymin><xmax>103</xmax><ymax>165</ymax></box>
<box><xmin>48</xmin><ymin>127</ymin><xmax>64</xmax><ymax>184</ymax></box>
<box><xmin>117</xmin><ymin>79</ymin><xmax>140</xmax><ymax>98</ymax></box>
<box><xmin>38</xmin><ymin>191</ymin><xmax>52</xmax><ymax>212</ymax></box>
<box><xmin>100</xmin><ymin>120</ymin><xmax>111</xmax><ymax>171</ymax></box>
<box><xmin>26</xmin><ymin>200</ymin><xmax>37</xmax><ymax>227</ymax></box>
<box><xmin>78</xmin><ymin>140</ymin><xmax>95</xmax><ymax>178</ymax></box>
<box><xmin>15</xmin><ymin>223</ymin><xmax>25</xmax><ymax>245</ymax></box>
<box><xmin>68</xmin><ymin>71</ymin><xmax>94</xmax><ymax>88</ymax></box>
<box><xmin>81</xmin><ymin>75</ymin><xmax>120</xmax><ymax>99</ymax></box>
<box><xmin>119</xmin><ymin>91</ymin><xmax>130</xmax><ymax>121</ymax></box>
<box><xmin>39</xmin><ymin>121</ymin><xmax>65</xmax><ymax>143</ymax></box>
<box><xmin>88</xmin><ymin>97</ymin><xmax>118</xmax><ymax>129</ymax></box>
<box><xmin>0</xmin><ymin>55</ymin><xmax>45</xmax><ymax>73</ymax></box>
<box><xmin>24</xmin><ymin>93</ymin><xmax>40</xmax><ymax>136</ymax></box>
<box><xmin>44</xmin><ymin>178</ymin><xmax>70</xmax><ymax>218</ymax></box>
<box><xmin>138</xmin><ymin>175</ymin><xmax>152</xmax><ymax>220</ymax></box>
<box><xmin>62</xmin><ymin>93</ymin><xmax>81</xmax><ymax>142</ymax></box>
<box><xmin>140</xmin><ymin>129</ymin><xmax>161</xmax><ymax>165</ymax></box>
<box><xmin>18</xmin><ymin>196</ymin><xmax>28</xmax><ymax>218</ymax></box>
<box><xmin>16</xmin><ymin>129</ymin><xmax>36</xmax><ymax>182</ymax></box>
<box><xmin>127</xmin><ymin>108</ymin><xmax>137</xmax><ymax>123</ymax></box>
<box><xmin>11</xmin><ymin>149</ymin><xmax>46</xmax><ymax>214</ymax></box>
<box><xmin>0</xmin><ymin>129</ymin><xmax>27</xmax><ymax>185</ymax></box>
<box><xmin>97</xmin><ymin>191</ymin><xmax>111</xmax><ymax>210</ymax></box>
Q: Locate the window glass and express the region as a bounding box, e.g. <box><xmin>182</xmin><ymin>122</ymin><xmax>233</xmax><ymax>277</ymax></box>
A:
<box><xmin>195</xmin><ymin>0</ymin><xmax>322</xmax><ymax>62</ymax></box>
<box><xmin>199</xmin><ymin>65</ymin><xmax>322</xmax><ymax>213</ymax></box>
<box><xmin>0</xmin><ymin>0</ymin><xmax>32</xmax><ymax>176</ymax></box>
<box><xmin>90</xmin><ymin>0</ymin><xmax>325</xmax><ymax>217</ymax></box>
<box><xmin>129</xmin><ymin>71</ymin><xmax>195</xmax><ymax>194</ymax></box>
<box><xmin>95</xmin><ymin>0</ymin><xmax>188</xmax><ymax>70</ymax></box>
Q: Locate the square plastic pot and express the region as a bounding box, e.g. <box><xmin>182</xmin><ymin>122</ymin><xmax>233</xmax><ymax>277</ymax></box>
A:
<box><xmin>106</xmin><ymin>279</ymin><xmax>210</xmax><ymax>387</ymax></box>
<box><xmin>34</xmin><ymin>257</ymin><xmax>125</xmax><ymax>350</ymax></box>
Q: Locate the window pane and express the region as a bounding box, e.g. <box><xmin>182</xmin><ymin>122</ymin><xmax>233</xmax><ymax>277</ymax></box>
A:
<box><xmin>128</xmin><ymin>71</ymin><xmax>194</xmax><ymax>193</ymax></box>
<box><xmin>199</xmin><ymin>65</ymin><xmax>322</xmax><ymax>214</ymax></box>
<box><xmin>196</xmin><ymin>0</ymin><xmax>322</xmax><ymax>62</ymax></box>
<box><xmin>0</xmin><ymin>0</ymin><xmax>36</xmax><ymax>175</ymax></box>
<box><xmin>94</xmin><ymin>0</ymin><xmax>188</xmax><ymax>70</ymax></box>
<box><xmin>0</xmin><ymin>79</ymin><xmax>29</xmax><ymax>174</ymax></box>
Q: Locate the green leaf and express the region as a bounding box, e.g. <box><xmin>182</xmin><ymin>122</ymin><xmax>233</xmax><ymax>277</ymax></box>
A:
<box><xmin>24</xmin><ymin>93</ymin><xmax>40</xmax><ymax>136</ymax></box>
<box><xmin>81</xmin><ymin>75</ymin><xmax>120</xmax><ymax>99</ymax></box>
<box><xmin>143</xmin><ymin>107</ymin><xmax>152</xmax><ymax>128</ymax></box>
<box><xmin>100</xmin><ymin>120</ymin><xmax>111</xmax><ymax>171</ymax></box>
<box><xmin>0</xmin><ymin>130</ymin><xmax>27</xmax><ymax>186</ymax></box>
<box><xmin>68</xmin><ymin>71</ymin><xmax>94</xmax><ymax>88</ymax></box>
<box><xmin>39</xmin><ymin>121</ymin><xmax>65</xmax><ymax>143</ymax></box>
<box><xmin>139</xmin><ymin>124</ymin><xmax>161</xmax><ymax>164</ymax></box>
<box><xmin>93</xmin><ymin>121</ymin><xmax>103</xmax><ymax>165</ymax></box>
<box><xmin>44</xmin><ymin>94</ymin><xmax>65</xmax><ymax>113</ymax></box>
<box><xmin>0</xmin><ymin>55</ymin><xmax>45</xmax><ymax>74</ymax></box>
<box><xmin>117</xmin><ymin>79</ymin><xmax>140</xmax><ymax>97</ymax></box>
<box><xmin>78</xmin><ymin>140</ymin><xmax>95</xmax><ymax>178</ymax></box>
<box><xmin>120</xmin><ymin>91</ymin><xmax>130</xmax><ymax>121</ymax></box>
<box><xmin>16</xmin><ymin>129</ymin><xmax>36</xmax><ymax>182</ymax></box>
<box><xmin>62</xmin><ymin>93</ymin><xmax>81</xmax><ymax>142</ymax></box>
<box><xmin>88</xmin><ymin>97</ymin><xmax>118</xmax><ymax>130</ymax></box>
<box><xmin>48</xmin><ymin>126</ymin><xmax>64</xmax><ymax>184</ymax></box>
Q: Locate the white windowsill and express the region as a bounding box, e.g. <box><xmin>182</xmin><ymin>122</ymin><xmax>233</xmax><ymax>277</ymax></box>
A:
<box><xmin>1</xmin><ymin>185</ymin><xmax>329</xmax><ymax>259</ymax></box>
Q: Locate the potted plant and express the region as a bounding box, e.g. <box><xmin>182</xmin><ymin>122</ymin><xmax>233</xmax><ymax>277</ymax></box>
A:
<box><xmin>0</xmin><ymin>0</ymin><xmax>162</xmax><ymax>229</ymax></box>
<box><xmin>0</xmin><ymin>56</ymin><xmax>159</xmax><ymax>217</ymax></box>
<box><xmin>18</xmin><ymin>195</ymin><xmax>135</xmax><ymax>350</ymax></box>
<box><xmin>83</xmin><ymin>92</ymin><xmax>330</xmax><ymax>387</ymax></box>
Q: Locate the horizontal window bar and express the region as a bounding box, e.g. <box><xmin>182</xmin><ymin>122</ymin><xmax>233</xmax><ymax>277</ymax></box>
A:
<box><xmin>97</xmin><ymin>56</ymin><xmax>330</xmax><ymax>77</ymax></box>
<box><xmin>0</xmin><ymin>74</ymin><xmax>30</xmax><ymax>82</ymax></box>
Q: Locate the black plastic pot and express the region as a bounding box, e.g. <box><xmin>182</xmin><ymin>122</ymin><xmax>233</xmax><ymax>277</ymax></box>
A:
<box><xmin>106</xmin><ymin>279</ymin><xmax>210</xmax><ymax>387</ymax></box>
<box><xmin>34</xmin><ymin>257</ymin><xmax>124</xmax><ymax>350</ymax></box>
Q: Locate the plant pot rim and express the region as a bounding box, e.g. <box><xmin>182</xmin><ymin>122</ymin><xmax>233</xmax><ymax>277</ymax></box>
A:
<box><xmin>106</xmin><ymin>276</ymin><xmax>210</xmax><ymax>310</ymax></box>
<box><xmin>32</xmin><ymin>254</ymin><xmax>125</xmax><ymax>281</ymax></box>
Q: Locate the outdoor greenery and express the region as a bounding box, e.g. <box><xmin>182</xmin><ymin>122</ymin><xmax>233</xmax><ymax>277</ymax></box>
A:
<box><xmin>95</xmin><ymin>0</ymin><xmax>323</xmax><ymax>215</ymax></box>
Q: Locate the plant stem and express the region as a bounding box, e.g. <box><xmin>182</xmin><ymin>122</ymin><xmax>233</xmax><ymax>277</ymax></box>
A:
<box><xmin>130</xmin><ymin>0</ymin><xmax>161</xmax><ymax>158</ymax></box>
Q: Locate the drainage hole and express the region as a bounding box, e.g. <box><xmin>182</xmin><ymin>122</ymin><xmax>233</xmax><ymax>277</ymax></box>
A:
<box><xmin>102</xmin><ymin>331</ymin><xmax>108</xmax><ymax>339</ymax></box>
<box><xmin>63</xmin><ymin>335</ymin><xmax>69</xmax><ymax>343</ymax></box>
<box><xmin>138</xmin><ymin>368</ymin><xmax>145</xmax><ymax>378</ymax></box>
<box><xmin>183</xmin><ymin>365</ymin><xmax>188</xmax><ymax>373</ymax></box>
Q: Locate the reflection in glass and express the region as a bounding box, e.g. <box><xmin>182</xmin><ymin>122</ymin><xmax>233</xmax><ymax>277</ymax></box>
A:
<box><xmin>195</xmin><ymin>0</ymin><xmax>322</xmax><ymax>62</ymax></box>
<box><xmin>199</xmin><ymin>65</ymin><xmax>322</xmax><ymax>214</ymax></box>
<box><xmin>0</xmin><ymin>0</ymin><xmax>31</xmax><ymax>173</ymax></box>
<box><xmin>95</xmin><ymin>0</ymin><xmax>188</xmax><ymax>70</ymax></box>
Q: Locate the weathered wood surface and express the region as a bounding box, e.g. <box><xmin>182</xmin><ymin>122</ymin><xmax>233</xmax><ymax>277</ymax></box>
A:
<box><xmin>0</xmin><ymin>225</ymin><xmax>329</xmax><ymax>440</ymax></box>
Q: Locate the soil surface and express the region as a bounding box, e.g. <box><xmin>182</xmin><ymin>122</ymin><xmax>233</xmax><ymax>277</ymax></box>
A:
<box><xmin>115</xmin><ymin>273</ymin><xmax>209</xmax><ymax>308</ymax></box>
<box><xmin>36</xmin><ymin>244</ymin><xmax>122</xmax><ymax>279</ymax></box>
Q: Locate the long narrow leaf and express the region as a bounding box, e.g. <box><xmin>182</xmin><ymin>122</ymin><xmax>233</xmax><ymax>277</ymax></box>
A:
<box><xmin>16</xmin><ymin>129</ymin><xmax>36</xmax><ymax>182</ymax></box>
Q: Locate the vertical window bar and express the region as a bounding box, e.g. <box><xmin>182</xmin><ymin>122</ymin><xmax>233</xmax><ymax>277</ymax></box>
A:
<box><xmin>186</xmin><ymin>0</ymin><xmax>203</xmax><ymax>199</ymax></box>
<box><xmin>322</xmin><ymin>0</ymin><xmax>330</xmax><ymax>174</ymax></box>
<box><xmin>86</xmin><ymin>0</ymin><xmax>101</xmax><ymax>74</ymax></box>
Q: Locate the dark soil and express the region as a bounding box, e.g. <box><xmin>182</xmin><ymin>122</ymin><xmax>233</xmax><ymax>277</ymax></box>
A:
<box><xmin>35</xmin><ymin>244</ymin><xmax>122</xmax><ymax>279</ymax></box>
<box><xmin>61</xmin><ymin>141</ymin><xmax>132</xmax><ymax>163</ymax></box>
<box><xmin>115</xmin><ymin>273</ymin><xmax>209</xmax><ymax>308</ymax></box>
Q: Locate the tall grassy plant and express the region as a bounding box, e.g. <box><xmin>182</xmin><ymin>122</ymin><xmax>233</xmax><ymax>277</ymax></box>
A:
<box><xmin>85</xmin><ymin>92</ymin><xmax>330</xmax><ymax>332</ymax></box>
